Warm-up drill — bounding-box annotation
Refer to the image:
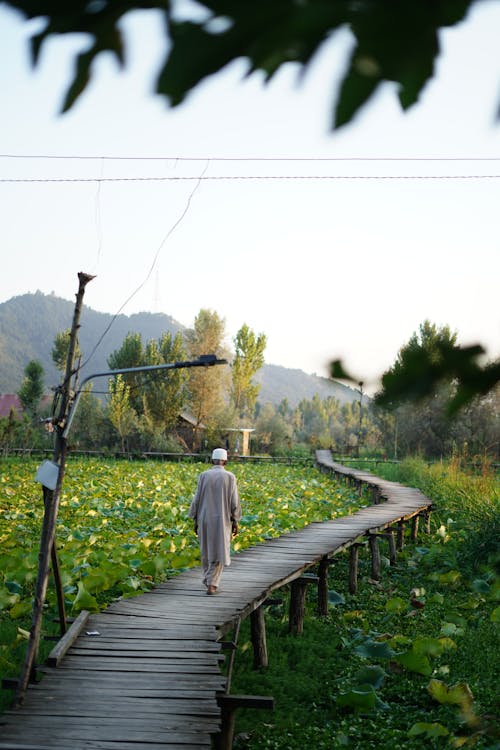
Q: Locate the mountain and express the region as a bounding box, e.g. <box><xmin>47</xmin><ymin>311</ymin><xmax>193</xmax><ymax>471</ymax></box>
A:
<box><xmin>256</xmin><ymin>364</ymin><xmax>359</xmax><ymax>407</ymax></box>
<box><xmin>0</xmin><ymin>292</ymin><xmax>360</xmax><ymax>406</ymax></box>
<box><xmin>0</xmin><ymin>291</ymin><xmax>183</xmax><ymax>392</ymax></box>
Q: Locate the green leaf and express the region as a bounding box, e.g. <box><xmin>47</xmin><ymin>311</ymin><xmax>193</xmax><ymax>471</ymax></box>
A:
<box><xmin>330</xmin><ymin>360</ymin><xmax>357</xmax><ymax>382</ymax></box>
<box><xmin>471</xmin><ymin>578</ymin><xmax>490</xmax><ymax>594</ymax></box>
<box><xmin>408</xmin><ymin>722</ymin><xmax>449</xmax><ymax>738</ymax></box>
<box><xmin>336</xmin><ymin>685</ymin><xmax>377</xmax><ymax>712</ymax></box>
<box><xmin>438</xmin><ymin>570</ymin><xmax>461</xmax><ymax>586</ymax></box>
<box><xmin>427</xmin><ymin>679</ymin><xmax>474</xmax><ymax>710</ymax></box>
<box><xmin>71</xmin><ymin>581</ymin><xmax>99</xmax><ymax>613</ymax></box>
<box><xmin>0</xmin><ymin>588</ymin><xmax>19</xmax><ymax>611</ymax></box>
<box><xmin>353</xmin><ymin>665</ymin><xmax>387</xmax><ymax>689</ymax></box>
<box><xmin>334</xmin><ymin>60</ymin><xmax>381</xmax><ymax>129</ymax></box>
<box><xmin>385</xmin><ymin>596</ymin><xmax>407</xmax><ymax>613</ymax></box>
<box><xmin>490</xmin><ymin>606</ymin><xmax>500</xmax><ymax>623</ymax></box>
<box><xmin>440</xmin><ymin>622</ymin><xmax>464</xmax><ymax>637</ymax></box>
<box><xmin>5</xmin><ymin>581</ymin><xmax>22</xmax><ymax>595</ymax></box>
<box><xmin>429</xmin><ymin>592</ymin><xmax>445</xmax><ymax>604</ymax></box>
<box><xmin>9</xmin><ymin>599</ymin><xmax>33</xmax><ymax>619</ymax></box>
<box><xmin>395</xmin><ymin>649</ymin><xmax>432</xmax><ymax>676</ymax></box>
<box><xmin>328</xmin><ymin>590</ymin><xmax>345</xmax><ymax>606</ymax></box>
<box><xmin>354</xmin><ymin>639</ymin><xmax>395</xmax><ymax>660</ymax></box>
<box><xmin>412</xmin><ymin>636</ymin><xmax>449</xmax><ymax>658</ymax></box>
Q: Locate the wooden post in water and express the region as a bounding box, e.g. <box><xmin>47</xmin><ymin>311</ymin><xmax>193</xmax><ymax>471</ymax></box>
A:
<box><xmin>368</xmin><ymin>533</ymin><xmax>381</xmax><ymax>581</ymax></box>
<box><xmin>411</xmin><ymin>514</ymin><xmax>419</xmax><ymax>542</ymax></box>
<box><xmin>349</xmin><ymin>543</ymin><xmax>362</xmax><ymax>594</ymax></box>
<box><xmin>250</xmin><ymin>606</ymin><xmax>268</xmax><ymax>669</ymax></box>
<box><xmin>289</xmin><ymin>576</ymin><xmax>317</xmax><ymax>635</ymax></box>
<box><xmin>397</xmin><ymin>520</ymin><xmax>405</xmax><ymax>550</ymax></box>
<box><xmin>386</xmin><ymin>529</ymin><xmax>397</xmax><ymax>566</ymax></box>
<box><xmin>317</xmin><ymin>556</ymin><xmax>329</xmax><ymax>617</ymax></box>
<box><xmin>15</xmin><ymin>272</ymin><xmax>94</xmax><ymax>706</ymax></box>
<box><xmin>423</xmin><ymin>509</ymin><xmax>432</xmax><ymax>534</ymax></box>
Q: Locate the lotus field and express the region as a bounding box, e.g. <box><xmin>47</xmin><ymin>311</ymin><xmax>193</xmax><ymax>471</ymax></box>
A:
<box><xmin>0</xmin><ymin>458</ymin><xmax>365</xmax><ymax>617</ymax></box>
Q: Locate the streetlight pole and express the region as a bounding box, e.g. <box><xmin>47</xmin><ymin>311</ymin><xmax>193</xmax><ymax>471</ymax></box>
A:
<box><xmin>357</xmin><ymin>381</ymin><xmax>364</xmax><ymax>458</ymax></box>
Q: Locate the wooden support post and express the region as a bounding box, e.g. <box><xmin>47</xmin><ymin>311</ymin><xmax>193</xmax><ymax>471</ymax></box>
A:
<box><xmin>423</xmin><ymin>509</ymin><xmax>432</xmax><ymax>534</ymax></box>
<box><xmin>289</xmin><ymin>576</ymin><xmax>317</xmax><ymax>635</ymax></box>
<box><xmin>215</xmin><ymin>695</ymin><xmax>274</xmax><ymax>750</ymax></box>
<box><xmin>349</xmin><ymin>544</ymin><xmax>360</xmax><ymax>594</ymax></box>
<box><xmin>250</xmin><ymin>606</ymin><xmax>268</xmax><ymax>669</ymax></box>
<box><xmin>368</xmin><ymin>534</ymin><xmax>381</xmax><ymax>581</ymax></box>
<box><xmin>411</xmin><ymin>515</ymin><xmax>419</xmax><ymax>542</ymax></box>
<box><xmin>317</xmin><ymin>556</ymin><xmax>329</xmax><ymax>617</ymax></box>
<box><xmin>224</xmin><ymin>618</ymin><xmax>241</xmax><ymax>694</ymax></box>
<box><xmin>386</xmin><ymin>529</ymin><xmax>397</xmax><ymax>566</ymax></box>
<box><xmin>397</xmin><ymin>520</ymin><xmax>405</xmax><ymax>551</ymax></box>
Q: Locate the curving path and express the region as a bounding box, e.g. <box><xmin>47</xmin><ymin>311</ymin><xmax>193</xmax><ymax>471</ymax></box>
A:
<box><xmin>0</xmin><ymin>454</ymin><xmax>432</xmax><ymax>749</ymax></box>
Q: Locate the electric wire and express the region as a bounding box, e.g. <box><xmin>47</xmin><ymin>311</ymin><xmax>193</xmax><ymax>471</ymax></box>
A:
<box><xmin>2</xmin><ymin>174</ymin><xmax>500</xmax><ymax>183</ymax></box>
<box><xmin>79</xmin><ymin>161</ymin><xmax>209</xmax><ymax>373</ymax></box>
<box><xmin>2</xmin><ymin>153</ymin><xmax>500</xmax><ymax>161</ymax></box>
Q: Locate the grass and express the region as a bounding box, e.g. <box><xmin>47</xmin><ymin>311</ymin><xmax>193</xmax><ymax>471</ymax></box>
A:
<box><xmin>230</xmin><ymin>458</ymin><xmax>500</xmax><ymax>749</ymax></box>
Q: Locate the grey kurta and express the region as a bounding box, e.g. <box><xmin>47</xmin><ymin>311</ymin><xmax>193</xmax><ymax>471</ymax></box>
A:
<box><xmin>189</xmin><ymin>465</ymin><xmax>242</xmax><ymax>566</ymax></box>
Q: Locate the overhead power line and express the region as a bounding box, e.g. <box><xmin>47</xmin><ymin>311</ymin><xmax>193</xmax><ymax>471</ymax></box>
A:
<box><xmin>1</xmin><ymin>153</ymin><xmax>500</xmax><ymax>162</ymax></box>
<box><xmin>1</xmin><ymin>174</ymin><xmax>500</xmax><ymax>183</ymax></box>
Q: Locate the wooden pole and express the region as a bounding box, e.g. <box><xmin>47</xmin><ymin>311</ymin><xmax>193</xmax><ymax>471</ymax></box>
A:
<box><xmin>43</xmin><ymin>487</ymin><xmax>67</xmax><ymax>636</ymax></box>
<box><xmin>368</xmin><ymin>534</ymin><xmax>381</xmax><ymax>581</ymax></box>
<box><xmin>411</xmin><ymin>514</ymin><xmax>419</xmax><ymax>542</ymax></box>
<box><xmin>317</xmin><ymin>556</ymin><xmax>329</xmax><ymax>617</ymax></box>
<box><xmin>386</xmin><ymin>529</ymin><xmax>397</xmax><ymax>566</ymax></box>
<box><xmin>397</xmin><ymin>520</ymin><xmax>405</xmax><ymax>551</ymax></box>
<box><xmin>15</xmin><ymin>272</ymin><xmax>94</xmax><ymax>706</ymax></box>
<box><xmin>289</xmin><ymin>577</ymin><xmax>317</xmax><ymax>635</ymax></box>
<box><xmin>349</xmin><ymin>544</ymin><xmax>360</xmax><ymax>594</ymax></box>
<box><xmin>250</xmin><ymin>606</ymin><xmax>268</xmax><ymax>669</ymax></box>
<box><xmin>424</xmin><ymin>509</ymin><xmax>432</xmax><ymax>534</ymax></box>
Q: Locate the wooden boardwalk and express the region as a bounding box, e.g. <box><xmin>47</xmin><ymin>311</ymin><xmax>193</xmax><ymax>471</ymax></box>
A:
<box><xmin>0</xmin><ymin>455</ymin><xmax>432</xmax><ymax>749</ymax></box>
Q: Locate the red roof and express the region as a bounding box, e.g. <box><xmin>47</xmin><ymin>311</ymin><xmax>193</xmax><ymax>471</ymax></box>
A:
<box><xmin>0</xmin><ymin>394</ymin><xmax>52</xmax><ymax>419</ymax></box>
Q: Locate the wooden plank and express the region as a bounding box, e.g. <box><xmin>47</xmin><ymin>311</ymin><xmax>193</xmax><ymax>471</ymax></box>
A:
<box><xmin>46</xmin><ymin>610</ymin><xmax>90</xmax><ymax>667</ymax></box>
<box><xmin>55</xmin><ymin>658</ymin><xmax>222</xmax><ymax>673</ymax></box>
<box><xmin>15</xmin><ymin>699</ymin><xmax>219</xmax><ymax>717</ymax></box>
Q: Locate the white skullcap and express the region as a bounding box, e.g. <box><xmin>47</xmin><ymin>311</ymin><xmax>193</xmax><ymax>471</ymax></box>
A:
<box><xmin>212</xmin><ymin>448</ymin><xmax>228</xmax><ymax>461</ymax></box>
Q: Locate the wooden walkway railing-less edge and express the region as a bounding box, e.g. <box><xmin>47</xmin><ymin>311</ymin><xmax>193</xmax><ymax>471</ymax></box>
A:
<box><xmin>0</xmin><ymin>453</ymin><xmax>432</xmax><ymax>750</ymax></box>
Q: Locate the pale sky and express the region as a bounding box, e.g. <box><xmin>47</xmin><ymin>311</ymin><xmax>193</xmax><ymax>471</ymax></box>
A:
<box><xmin>1</xmin><ymin>2</ymin><xmax>499</xmax><ymax>392</ymax></box>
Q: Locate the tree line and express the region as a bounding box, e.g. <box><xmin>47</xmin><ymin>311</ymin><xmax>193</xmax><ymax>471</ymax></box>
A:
<box><xmin>1</xmin><ymin>318</ymin><xmax>498</xmax><ymax>461</ymax></box>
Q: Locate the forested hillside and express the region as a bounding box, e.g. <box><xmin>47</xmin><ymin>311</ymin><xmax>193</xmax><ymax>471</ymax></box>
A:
<box><xmin>0</xmin><ymin>291</ymin><xmax>183</xmax><ymax>391</ymax></box>
<box><xmin>0</xmin><ymin>292</ymin><xmax>359</xmax><ymax>407</ymax></box>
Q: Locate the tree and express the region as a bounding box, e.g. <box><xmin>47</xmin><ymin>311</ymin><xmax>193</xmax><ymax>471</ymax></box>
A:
<box><xmin>185</xmin><ymin>309</ymin><xmax>230</xmax><ymax>443</ymax></box>
<box><xmin>373</xmin><ymin>321</ymin><xmax>500</xmax><ymax>459</ymax></box>
<box><xmin>3</xmin><ymin>0</ymin><xmax>487</xmax><ymax>128</ymax></box>
<box><xmin>142</xmin><ymin>332</ymin><xmax>188</xmax><ymax>432</ymax></box>
<box><xmin>70</xmin><ymin>385</ymin><xmax>110</xmax><ymax>451</ymax></box>
<box><xmin>52</xmin><ymin>329</ymin><xmax>81</xmax><ymax>374</ymax></box>
<box><xmin>230</xmin><ymin>324</ymin><xmax>266</xmax><ymax>422</ymax></box>
<box><xmin>108</xmin><ymin>375</ymin><xmax>137</xmax><ymax>453</ymax></box>
<box><xmin>107</xmin><ymin>332</ymin><xmax>145</xmax><ymax>414</ymax></box>
<box><xmin>18</xmin><ymin>360</ymin><xmax>44</xmax><ymax>421</ymax></box>
<box><xmin>254</xmin><ymin>403</ymin><xmax>292</xmax><ymax>455</ymax></box>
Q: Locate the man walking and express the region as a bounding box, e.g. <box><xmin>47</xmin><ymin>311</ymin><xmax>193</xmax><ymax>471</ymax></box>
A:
<box><xmin>189</xmin><ymin>448</ymin><xmax>242</xmax><ymax>595</ymax></box>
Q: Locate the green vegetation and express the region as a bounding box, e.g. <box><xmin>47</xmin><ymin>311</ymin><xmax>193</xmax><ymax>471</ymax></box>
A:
<box><xmin>231</xmin><ymin>458</ymin><xmax>499</xmax><ymax>749</ymax></box>
<box><xmin>1</xmin><ymin>456</ymin><xmax>498</xmax><ymax>745</ymax></box>
<box><xmin>0</xmin><ymin>457</ymin><xmax>365</xmax><ymax>712</ymax></box>
<box><xmin>3</xmin><ymin>0</ymin><xmax>492</xmax><ymax>133</ymax></box>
